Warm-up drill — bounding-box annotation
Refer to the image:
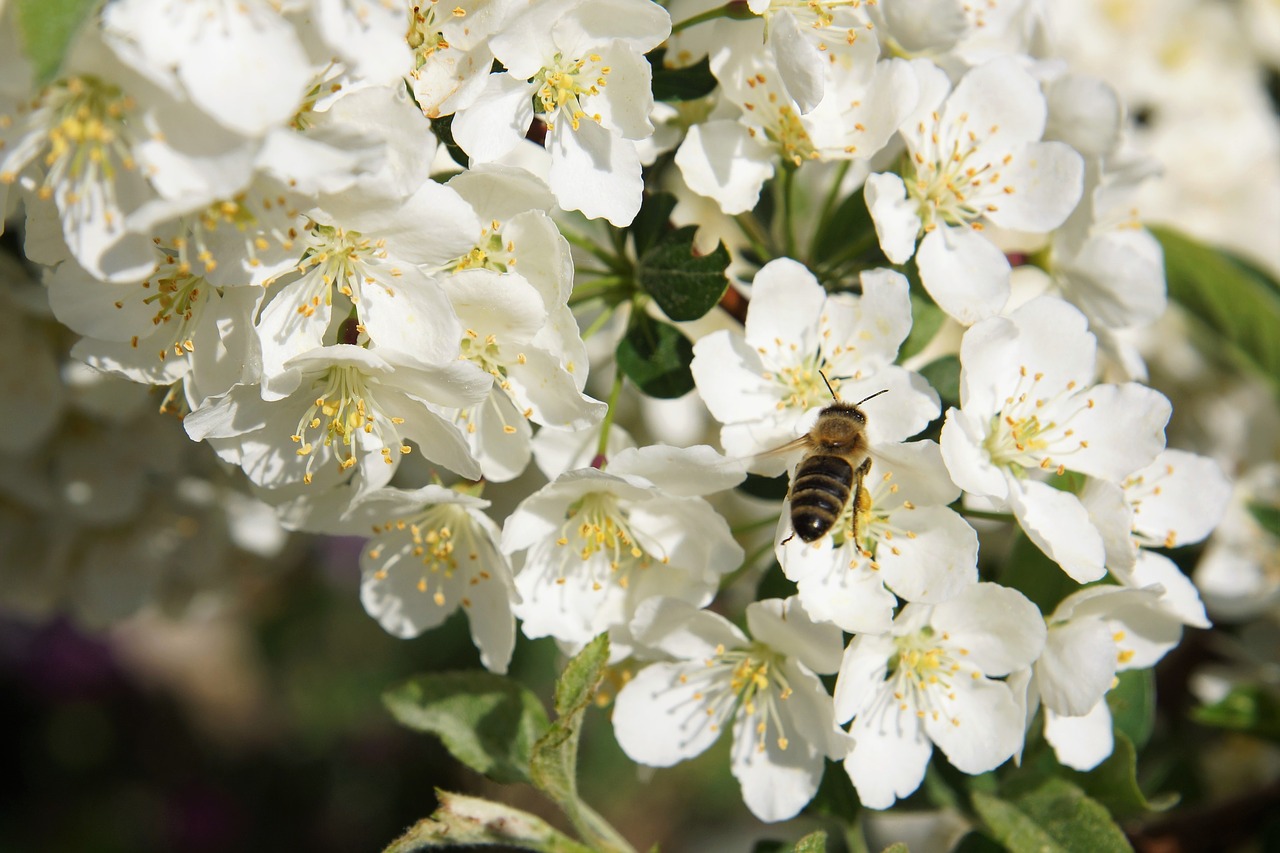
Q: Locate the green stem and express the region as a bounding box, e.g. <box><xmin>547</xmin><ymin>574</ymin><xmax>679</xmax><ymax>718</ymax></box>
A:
<box><xmin>671</xmin><ymin>2</ymin><xmax>737</xmax><ymax>34</ymax></box>
<box><xmin>734</xmin><ymin>211</ymin><xmax>772</xmax><ymax>262</ymax></box>
<box><xmin>810</xmin><ymin>160</ymin><xmax>851</xmax><ymax>259</ymax></box>
<box><xmin>812</xmin><ymin>227</ymin><xmax>880</xmax><ymax>278</ymax></box>
<box><xmin>594</xmin><ymin>370</ymin><xmax>625</xmax><ymax>465</ymax></box>
<box><xmin>578</xmin><ymin>304</ymin><xmax>617</xmax><ymax>340</ymax></box>
<box><xmin>778</xmin><ymin>162</ymin><xmax>797</xmax><ymax>259</ymax></box>
<box><xmin>559</xmin><ymin>224</ymin><xmax>627</xmax><ymax>271</ymax></box>
<box><xmin>568</xmin><ymin>277</ymin><xmax>628</xmax><ymax>306</ymax></box>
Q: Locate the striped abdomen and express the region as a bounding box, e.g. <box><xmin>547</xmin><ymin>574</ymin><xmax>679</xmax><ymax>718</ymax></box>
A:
<box><xmin>789</xmin><ymin>455</ymin><xmax>854</xmax><ymax>543</ymax></box>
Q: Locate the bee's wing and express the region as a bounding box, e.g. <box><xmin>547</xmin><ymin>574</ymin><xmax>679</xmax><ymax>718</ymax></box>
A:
<box><xmin>757</xmin><ymin>434</ymin><xmax>814</xmax><ymax>458</ymax></box>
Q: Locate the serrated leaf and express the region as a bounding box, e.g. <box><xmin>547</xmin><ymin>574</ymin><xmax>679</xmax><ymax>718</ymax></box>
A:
<box><xmin>384</xmin><ymin>790</ymin><xmax>594</xmax><ymax>853</ymax></box>
<box><xmin>616</xmin><ymin>313</ymin><xmax>695</xmax><ymax>398</ymax></box>
<box><xmin>553</xmin><ymin>633</ymin><xmax>609</xmax><ymax>717</ymax></box>
<box><xmin>1248</xmin><ymin>501</ymin><xmax>1280</xmax><ymax>540</ymax></box>
<box><xmin>1107</xmin><ymin>669</ymin><xmax>1156</xmax><ymax>750</ymax></box>
<box><xmin>999</xmin><ymin>532</ymin><xmax>1080</xmax><ymax>614</ymax></box>
<box><xmin>383</xmin><ymin>671</ymin><xmax>550</xmax><ymax>785</ymax></box>
<box><xmin>630</xmin><ymin>192</ymin><xmax>679</xmax><ymax>259</ymax></box>
<box><xmin>973</xmin><ymin>779</ymin><xmax>1130</xmax><ymax>853</ymax></box>
<box><xmin>530</xmin><ymin>636</ymin><xmax>632</xmax><ymax>853</ymax></box>
<box><xmin>899</xmin><ymin>295</ymin><xmax>946</xmax><ymax>362</ymax></box>
<box><xmin>636</xmin><ymin>225</ymin><xmax>730</xmax><ymax>322</ymax></box>
<box><xmin>1192</xmin><ymin>684</ymin><xmax>1280</xmax><ymax>743</ymax></box>
<box><xmin>649</xmin><ymin>53</ymin><xmax>717</xmax><ymax>102</ymax></box>
<box><xmin>15</xmin><ymin>0</ymin><xmax>99</xmax><ymax>85</ymax></box>
<box><xmin>1065</xmin><ymin>733</ymin><xmax>1160</xmax><ymax>818</ymax></box>
<box><xmin>792</xmin><ymin>830</ymin><xmax>828</xmax><ymax>852</ymax></box>
<box><xmin>1154</xmin><ymin>226</ymin><xmax>1280</xmax><ymax>394</ymax></box>
<box><xmin>918</xmin><ymin>355</ymin><xmax>960</xmax><ymax>409</ymax></box>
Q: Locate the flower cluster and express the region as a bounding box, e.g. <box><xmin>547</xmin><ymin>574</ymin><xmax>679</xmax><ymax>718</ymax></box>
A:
<box><xmin>1</xmin><ymin>0</ymin><xmax>1258</xmax><ymax>837</ymax></box>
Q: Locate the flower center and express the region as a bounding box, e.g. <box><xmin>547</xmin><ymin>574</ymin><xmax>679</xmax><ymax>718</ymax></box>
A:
<box><xmin>534</xmin><ymin>53</ymin><xmax>610</xmax><ymax>132</ymax></box>
<box><xmin>133</xmin><ymin>259</ymin><xmax>211</xmax><ymax>362</ymax></box>
<box><xmin>738</xmin><ymin>71</ymin><xmax>818</xmax><ymax>166</ymax></box>
<box><xmin>290</xmin><ymin>365</ymin><xmax>407</xmax><ymax>483</ymax></box>
<box><xmin>550</xmin><ymin>492</ymin><xmax>667</xmax><ymax>589</ymax></box>
<box><xmin>407</xmin><ymin>1</ymin><xmax>453</xmax><ymax>68</ymax></box>
<box><xmin>905</xmin><ymin>111</ymin><xmax>1015</xmax><ymax>231</ymax></box>
<box><xmin>453</xmin><ymin>226</ymin><xmax>509</xmax><ymax>273</ymax></box>
<box><xmin>982</xmin><ymin>366</ymin><xmax>1091</xmax><ymax>477</ymax></box>
<box><xmin>368</xmin><ymin>503</ymin><xmax>486</xmax><ymax>606</ymax></box>
<box><xmin>885</xmin><ymin>627</ymin><xmax>970</xmax><ymax>726</ymax></box>
<box><xmin>1</xmin><ymin>75</ymin><xmax>138</xmax><ymax>207</ymax></box>
<box><xmin>712</xmin><ymin>643</ymin><xmax>795</xmax><ymax>751</ymax></box>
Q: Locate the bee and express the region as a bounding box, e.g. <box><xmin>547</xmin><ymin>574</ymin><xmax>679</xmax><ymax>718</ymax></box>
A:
<box><xmin>776</xmin><ymin>376</ymin><xmax>887</xmax><ymax>546</ymax></box>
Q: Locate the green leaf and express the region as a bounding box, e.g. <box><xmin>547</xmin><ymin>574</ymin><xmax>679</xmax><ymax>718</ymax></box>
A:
<box><xmin>1064</xmin><ymin>732</ymin><xmax>1161</xmax><ymax>818</ymax></box>
<box><xmin>384</xmin><ymin>790</ymin><xmax>595</xmax><ymax>853</ymax></box>
<box><xmin>918</xmin><ymin>355</ymin><xmax>960</xmax><ymax>410</ymax></box>
<box><xmin>636</xmin><ymin>225</ymin><xmax>730</xmax><ymax>321</ymax></box>
<box><xmin>879</xmin><ymin>845</ymin><xmax>910</xmax><ymax>853</ymax></box>
<box><xmin>737</xmin><ymin>472</ymin><xmax>790</xmax><ymax>502</ymax></box>
<box><xmin>1154</xmin><ymin>226</ymin><xmax>1280</xmax><ymax>394</ymax></box>
<box><xmin>1248</xmin><ymin>501</ymin><xmax>1280</xmax><ymax>540</ymax></box>
<box><xmin>1107</xmin><ymin>669</ymin><xmax>1156</xmax><ymax>750</ymax></box>
<box><xmin>383</xmin><ymin>671</ymin><xmax>550</xmax><ymax>785</ymax></box>
<box><xmin>616</xmin><ymin>313</ymin><xmax>696</xmax><ymax>398</ymax></box>
<box><xmin>811</xmin><ymin>189</ymin><xmax>878</xmax><ymax>266</ymax></box>
<box><xmin>428</xmin><ymin>114</ymin><xmax>469</xmax><ymax>169</ymax></box>
<box><xmin>999</xmin><ymin>532</ymin><xmax>1080</xmax><ymax>614</ymax></box>
<box><xmin>1192</xmin><ymin>683</ymin><xmax>1280</xmax><ymax>743</ymax></box>
<box><xmin>630</xmin><ymin>192</ymin><xmax>679</xmax><ymax>259</ymax></box>
<box><xmin>899</xmin><ymin>295</ymin><xmax>946</xmax><ymax>362</ymax></box>
<box><xmin>792</xmin><ymin>830</ymin><xmax>828</xmax><ymax>853</ymax></box>
<box><xmin>15</xmin><ymin>0</ymin><xmax>99</xmax><ymax>85</ymax></box>
<box><xmin>649</xmin><ymin>52</ymin><xmax>717</xmax><ymax>102</ymax></box>
<box><xmin>530</xmin><ymin>636</ymin><xmax>633</xmax><ymax>853</ymax></box>
<box><xmin>973</xmin><ymin>779</ymin><xmax>1130</xmax><ymax>853</ymax></box>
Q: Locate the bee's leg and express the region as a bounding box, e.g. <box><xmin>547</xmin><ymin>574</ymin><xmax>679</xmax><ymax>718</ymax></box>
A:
<box><xmin>853</xmin><ymin>458</ymin><xmax>873</xmax><ymax>557</ymax></box>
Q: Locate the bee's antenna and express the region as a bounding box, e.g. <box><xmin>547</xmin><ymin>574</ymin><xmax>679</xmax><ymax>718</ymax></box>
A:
<box><xmin>855</xmin><ymin>389</ymin><xmax>889</xmax><ymax>407</ymax></box>
<box><xmin>819</xmin><ymin>370</ymin><xmax>840</xmax><ymax>401</ymax></box>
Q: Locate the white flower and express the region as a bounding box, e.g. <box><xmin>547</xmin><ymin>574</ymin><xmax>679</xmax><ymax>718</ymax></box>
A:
<box><xmin>501</xmin><ymin>445</ymin><xmax>744</xmax><ymax>654</ymax></box>
<box><xmin>450</xmin><ymin>0</ymin><xmax>670</xmax><ymax>225</ymax></box>
<box><xmin>777</xmin><ymin>439</ymin><xmax>978</xmax><ymax>633</ymax></box>
<box><xmin>940</xmin><ymin>297</ymin><xmax>1171</xmax><ymax>582</ymax></box>
<box><xmin>691</xmin><ymin>259</ymin><xmax>939</xmax><ymax>472</ymax></box>
<box><xmin>834</xmin><ymin>583</ymin><xmax>1046</xmax><ymax>809</ymax></box>
<box><xmin>102</xmin><ymin>0</ymin><xmax>312</xmax><ymax>137</ymax></box>
<box><xmin>1195</xmin><ymin>463</ymin><xmax>1280</xmax><ymax>622</ymax></box>
<box><xmin>328</xmin><ymin>485</ymin><xmax>520</xmax><ymax>673</ymax></box>
<box><xmin>443</xmin><ymin>269</ymin><xmax>604</xmax><ymax>481</ymax></box>
<box><xmin>865</xmin><ymin>58</ymin><xmax>1084</xmax><ymax>324</ymax></box>
<box><xmin>184</xmin><ymin>344</ymin><xmax>489</xmax><ymax>494</ymax></box>
<box><xmin>1033</xmin><ymin>580</ymin><xmax>1191</xmax><ymax>771</ymax></box>
<box><xmin>612</xmin><ymin>596</ymin><xmax>849</xmax><ymax>823</ymax></box>
<box><xmin>676</xmin><ymin>36</ymin><xmax>916</xmax><ymax>214</ymax></box>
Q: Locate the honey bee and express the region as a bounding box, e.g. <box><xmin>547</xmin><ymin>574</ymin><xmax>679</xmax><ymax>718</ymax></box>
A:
<box><xmin>775</xmin><ymin>376</ymin><xmax>887</xmax><ymax>546</ymax></box>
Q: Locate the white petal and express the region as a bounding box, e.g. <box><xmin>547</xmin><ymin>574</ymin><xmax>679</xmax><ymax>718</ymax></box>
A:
<box><xmin>743</xmin><ymin>258</ymin><xmax>827</xmax><ymax>355</ymax></box>
<box><xmin>943</xmin><ymin>57</ymin><xmax>1045</xmax><ymax>145</ymax></box>
<box><xmin>607</xmin><ymin>444</ymin><xmax>747</xmax><ymax>497</ymax></box>
<box><xmin>674</xmin><ymin>120</ymin><xmax>775</xmax><ymax>215</ymax></box>
<box><xmin>783</xmin><ymin>538</ymin><xmax>898</xmax><ymax>635</ymax></box>
<box><xmin>1080</xmin><ymin>478</ymin><xmax>1138</xmax><ymax>572</ymax></box>
<box><xmin>746</xmin><ymin>597</ymin><xmax>844</xmax><ymax>675</ymax></box>
<box><xmin>547</xmin><ymin>119</ymin><xmax>643</xmax><ymax>226</ymax></box>
<box><xmin>931</xmin><ymin>582</ymin><xmax>1046</xmax><ymax>676</ymax></box>
<box><xmin>1068</xmin><ymin>383</ymin><xmax>1171</xmax><ymax>481</ymax></box>
<box><xmin>1044</xmin><ymin>702</ymin><xmax>1114</xmax><ymax>771</ymax></box>
<box><xmin>865</xmin><ymin>172</ymin><xmax>920</xmax><ymax>264</ymax></box>
<box><xmin>691</xmin><ymin>331</ymin><xmax>778</xmax><ymax>425</ymax></box>
<box><xmin>877</xmin><ymin>506</ymin><xmax>979</xmax><ymax>604</ymax></box>
<box><xmin>1036</xmin><ymin>618</ymin><xmax>1117</xmax><ymax>716</ymax></box>
<box><xmin>1008</xmin><ymin>479</ymin><xmax>1106</xmax><ymax>583</ymax></box>
<box><xmin>845</xmin><ymin>696</ymin><xmax>933</xmax><ymax>810</ymax></box>
<box><xmin>629</xmin><ymin>596</ymin><xmax>748</xmax><ymax>661</ymax></box>
<box><xmin>770</xmin><ymin>10</ymin><xmax>824</xmax><ymax>112</ymax></box>
<box><xmin>916</xmin><ymin>225</ymin><xmax>1010</xmax><ymax>325</ymax></box>
<box><xmin>1128</xmin><ymin>450</ymin><xmax>1231</xmax><ymax>550</ymax></box>
<box><xmin>613</xmin><ymin>662</ymin><xmax>726</xmax><ymax>766</ymax></box>
<box><xmin>923</xmin><ymin>677</ymin><xmax>1024</xmax><ymax>774</ymax></box>
<box><xmin>1127</xmin><ymin>550</ymin><xmax>1210</xmax><ymax>630</ymax></box>
<box><xmin>940</xmin><ymin>408</ymin><xmax>1009</xmax><ymax>500</ymax></box>
<box><xmin>983</xmin><ymin>141</ymin><xmax>1084</xmax><ymax>234</ymax></box>
<box><xmin>834</xmin><ymin>634</ymin><xmax>895</xmax><ymax>724</ymax></box>
<box><xmin>452</xmin><ymin>73</ymin><xmax>534</xmax><ymax>163</ymax></box>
